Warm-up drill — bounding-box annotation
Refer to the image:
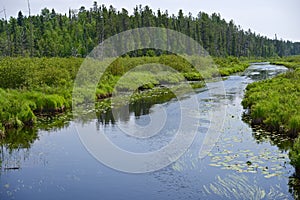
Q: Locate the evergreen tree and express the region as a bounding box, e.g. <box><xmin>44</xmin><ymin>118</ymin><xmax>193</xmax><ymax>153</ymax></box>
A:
<box><xmin>0</xmin><ymin>4</ymin><xmax>299</xmax><ymax>57</ymax></box>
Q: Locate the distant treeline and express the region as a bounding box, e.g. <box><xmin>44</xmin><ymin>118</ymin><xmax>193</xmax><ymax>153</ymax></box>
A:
<box><xmin>0</xmin><ymin>3</ymin><xmax>299</xmax><ymax>57</ymax></box>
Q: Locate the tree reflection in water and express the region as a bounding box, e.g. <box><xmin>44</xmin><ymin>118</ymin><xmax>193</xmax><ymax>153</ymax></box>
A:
<box><xmin>0</xmin><ymin>114</ymin><xmax>71</xmax><ymax>172</ymax></box>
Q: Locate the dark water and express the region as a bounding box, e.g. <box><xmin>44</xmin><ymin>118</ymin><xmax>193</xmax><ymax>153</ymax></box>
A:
<box><xmin>0</xmin><ymin>64</ymin><xmax>297</xmax><ymax>199</ymax></box>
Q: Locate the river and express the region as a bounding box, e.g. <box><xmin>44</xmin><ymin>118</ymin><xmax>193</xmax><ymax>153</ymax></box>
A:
<box><xmin>0</xmin><ymin>63</ymin><xmax>297</xmax><ymax>199</ymax></box>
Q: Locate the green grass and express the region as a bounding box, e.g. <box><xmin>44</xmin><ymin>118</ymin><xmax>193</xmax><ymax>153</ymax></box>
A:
<box><xmin>0</xmin><ymin>55</ymin><xmax>250</xmax><ymax>135</ymax></box>
<box><xmin>270</xmin><ymin>55</ymin><xmax>300</xmax><ymax>69</ymax></box>
<box><xmin>214</xmin><ymin>56</ymin><xmax>249</xmax><ymax>76</ymax></box>
<box><xmin>242</xmin><ymin>55</ymin><xmax>300</xmax><ymax>179</ymax></box>
<box><xmin>0</xmin><ymin>89</ymin><xmax>70</xmax><ymax>128</ymax></box>
<box><xmin>289</xmin><ymin>136</ymin><xmax>300</xmax><ymax>178</ymax></box>
<box><xmin>242</xmin><ymin>55</ymin><xmax>300</xmax><ymax>137</ymax></box>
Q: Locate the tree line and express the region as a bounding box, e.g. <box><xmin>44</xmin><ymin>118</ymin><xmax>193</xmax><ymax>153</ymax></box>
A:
<box><xmin>0</xmin><ymin>3</ymin><xmax>299</xmax><ymax>58</ymax></box>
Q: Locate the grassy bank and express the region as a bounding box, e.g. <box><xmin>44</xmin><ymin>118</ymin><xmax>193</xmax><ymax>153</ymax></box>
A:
<box><xmin>242</xmin><ymin>55</ymin><xmax>300</xmax><ymax>178</ymax></box>
<box><xmin>270</xmin><ymin>56</ymin><xmax>300</xmax><ymax>69</ymax></box>
<box><xmin>0</xmin><ymin>55</ymin><xmax>249</xmax><ymax>135</ymax></box>
<box><xmin>242</xmin><ymin>55</ymin><xmax>300</xmax><ymax>137</ymax></box>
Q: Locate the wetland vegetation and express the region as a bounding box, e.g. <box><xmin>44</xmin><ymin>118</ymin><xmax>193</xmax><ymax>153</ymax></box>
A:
<box><xmin>242</xmin><ymin>56</ymin><xmax>300</xmax><ymax>137</ymax></box>
<box><xmin>0</xmin><ymin>3</ymin><xmax>300</xmax><ymax>200</ymax></box>
<box><xmin>242</xmin><ymin>56</ymin><xmax>300</xmax><ymax>186</ymax></box>
<box><xmin>0</xmin><ymin>55</ymin><xmax>249</xmax><ymax>135</ymax></box>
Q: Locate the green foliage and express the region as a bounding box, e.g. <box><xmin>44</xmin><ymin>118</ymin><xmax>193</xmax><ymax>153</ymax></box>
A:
<box><xmin>0</xmin><ymin>57</ymin><xmax>79</xmax><ymax>132</ymax></box>
<box><xmin>242</xmin><ymin>56</ymin><xmax>300</xmax><ymax>136</ymax></box>
<box><xmin>289</xmin><ymin>116</ymin><xmax>300</xmax><ymax>135</ymax></box>
<box><xmin>0</xmin><ymin>5</ymin><xmax>299</xmax><ymax>57</ymax></box>
<box><xmin>0</xmin><ymin>88</ymin><xmax>70</xmax><ymax>130</ymax></box>
<box><xmin>289</xmin><ymin>137</ymin><xmax>300</xmax><ymax>168</ymax></box>
<box><xmin>0</xmin><ymin>57</ymin><xmax>82</xmax><ymax>90</ymax></box>
<box><xmin>271</xmin><ymin>55</ymin><xmax>300</xmax><ymax>69</ymax></box>
<box><xmin>214</xmin><ymin>57</ymin><xmax>249</xmax><ymax>76</ymax></box>
<box><xmin>0</xmin><ymin>55</ymin><xmax>254</xmax><ymax>135</ymax></box>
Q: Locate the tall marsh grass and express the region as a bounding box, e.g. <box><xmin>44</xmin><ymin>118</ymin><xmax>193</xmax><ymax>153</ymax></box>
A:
<box><xmin>0</xmin><ymin>55</ymin><xmax>250</xmax><ymax>134</ymax></box>
<box><xmin>243</xmin><ymin>56</ymin><xmax>300</xmax><ymax>137</ymax></box>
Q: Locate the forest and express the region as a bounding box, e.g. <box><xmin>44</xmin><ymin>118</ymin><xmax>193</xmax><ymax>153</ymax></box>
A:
<box><xmin>0</xmin><ymin>3</ymin><xmax>300</xmax><ymax>58</ymax></box>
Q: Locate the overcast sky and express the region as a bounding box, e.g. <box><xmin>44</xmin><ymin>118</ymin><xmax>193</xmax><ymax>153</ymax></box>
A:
<box><xmin>1</xmin><ymin>0</ymin><xmax>299</xmax><ymax>42</ymax></box>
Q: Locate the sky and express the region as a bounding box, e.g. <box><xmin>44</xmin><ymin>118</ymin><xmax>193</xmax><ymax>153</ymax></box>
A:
<box><xmin>0</xmin><ymin>0</ymin><xmax>299</xmax><ymax>42</ymax></box>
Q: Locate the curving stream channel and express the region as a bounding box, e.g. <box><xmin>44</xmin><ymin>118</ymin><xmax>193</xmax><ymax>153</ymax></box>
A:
<box><xmin>0</xmin><ymin>63</ymin><xmax>297</xmax><ymax>199</ymax></box>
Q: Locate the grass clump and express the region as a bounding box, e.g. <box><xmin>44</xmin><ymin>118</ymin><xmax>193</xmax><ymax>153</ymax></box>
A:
<box><xmin>214</xmin><ymin>56</ymin><xmax>249</xmax><ymax>76</ymax></box>
<box><xmin>289</xmin><ymin>137</ymin><xmax>300</xmax><ymax>177</ymax></box>
<box><xmin>242</xmin><ymin>56</ymin><xmax>300</xmax><ymax>137</ymax></box>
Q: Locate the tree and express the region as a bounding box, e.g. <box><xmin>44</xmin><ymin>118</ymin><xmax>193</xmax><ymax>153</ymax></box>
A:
<box><xmin>1</xmin><ymin>5</ymin><xmax>300</xmax><ymax>57</ymax></box>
